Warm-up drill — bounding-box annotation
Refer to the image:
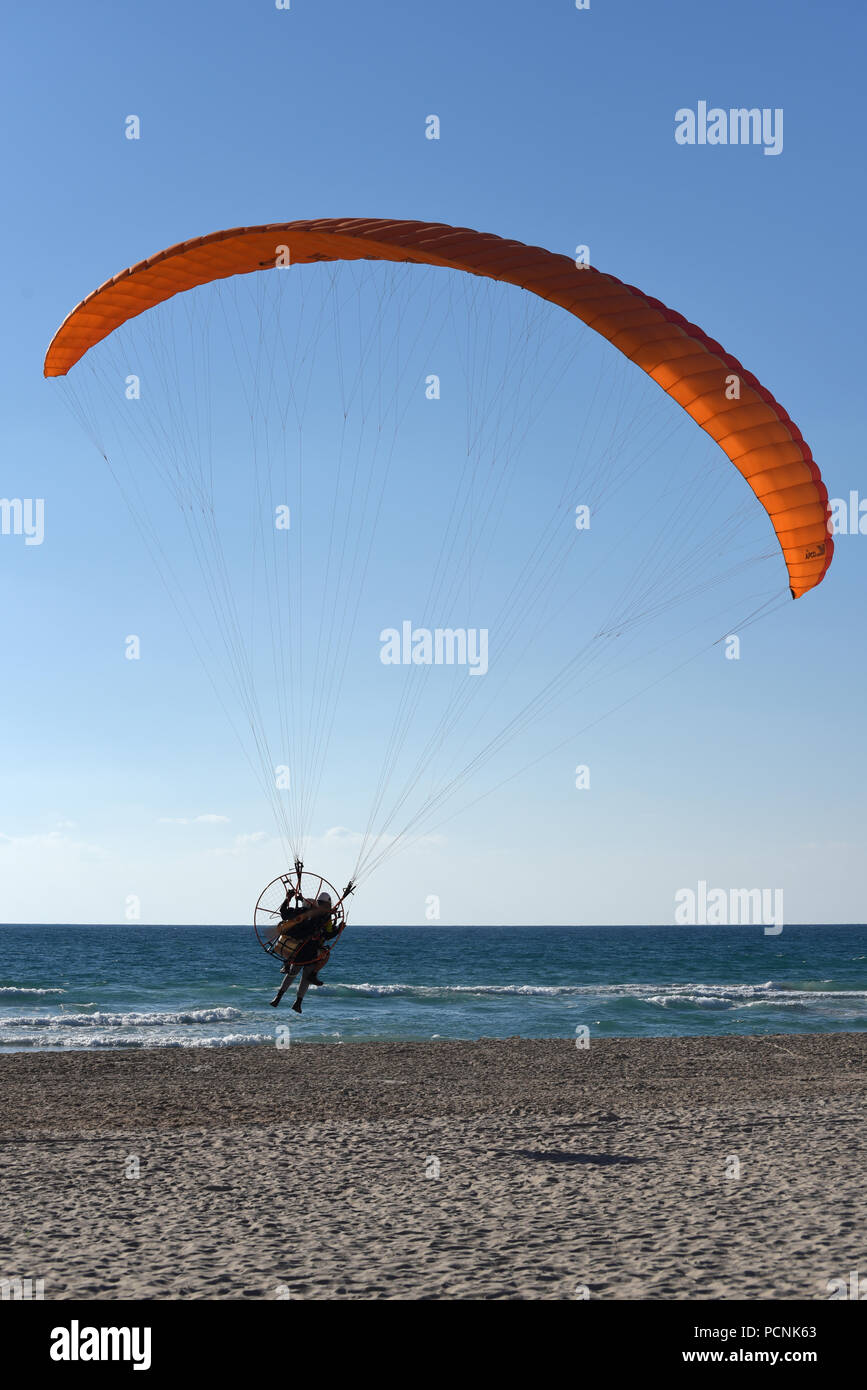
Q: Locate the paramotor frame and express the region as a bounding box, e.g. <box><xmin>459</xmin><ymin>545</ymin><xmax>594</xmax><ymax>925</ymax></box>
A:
<box><xmin>253</xmin><ymin>864</ymin><xmax>351</xmax><ymax>969</ymax></box>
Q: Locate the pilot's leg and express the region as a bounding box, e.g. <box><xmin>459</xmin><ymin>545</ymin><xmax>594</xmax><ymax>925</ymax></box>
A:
<box><xmin>291</xmin><ymin>965</ymin><xmax>317</xmax><ymax>1013</ymax></box>
<box><xmin>270</xmin><ymin>964</ymin><xmax>298</xmax><ymax>1007</ymax></box>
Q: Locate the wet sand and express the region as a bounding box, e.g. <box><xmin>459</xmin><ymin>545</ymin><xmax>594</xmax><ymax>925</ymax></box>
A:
<box><xmin>0</xmin><ymin>1034</ymin><xmax>864</xmax><ymax>1299</ymax></box>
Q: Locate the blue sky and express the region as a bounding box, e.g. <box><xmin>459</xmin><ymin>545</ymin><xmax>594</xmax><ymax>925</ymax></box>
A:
<box><xmin>1</xmin><ymin>0</ymin><xmax>864</xmax><ymax>925</ymax></box>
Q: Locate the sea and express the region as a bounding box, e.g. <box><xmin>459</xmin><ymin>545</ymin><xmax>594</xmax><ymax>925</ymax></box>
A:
<box><xmin>1</xmin><ymin>923</ymin><xmax>866</xmax><ymax>1051</ymax></box>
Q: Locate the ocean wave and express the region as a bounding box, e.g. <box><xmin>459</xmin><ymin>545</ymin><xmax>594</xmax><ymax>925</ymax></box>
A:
<box><xmin>643</xmin><ymin>983</ymin><xmax>867</xmax><ymax>1009</ymax></box>
<box><xmin>339</xmin><ymin>978</ymin><xmax>575</xmax><ymax>1000</ymax></box>
<box><xmin>327</xmin><ymin>980</ymin><xmax>867</xmax><ymax>1004</ymax></box>
<box><xmin>0</xmin><ymin>986</ymin><xmax>65</xmax><ymax>996</ymax></box>
<box><xmin>332</xmin><ymin>982</ymin><xmax>584</xmax><ymax>999</ymax></box>
<box><xmin>0</xmin><ymin>1007</ymin><xmax>243</xmax><ymax>1030</ymax></box>
<box><xmin>0</xmin><ymin>1030</ymin><xmax>270</xmax><ymax>1050</ymax></box>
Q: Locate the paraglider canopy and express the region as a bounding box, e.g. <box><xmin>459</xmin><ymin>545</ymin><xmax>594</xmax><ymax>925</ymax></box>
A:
<box><xmin>44</xmin><ymin>218</ymin><xmax>834</xmax><ymax>895</ymax></box>
<box><xmin>44</xmin><ymin>217</ymin><xmax>832</xmax><ymax>598</ymax></box>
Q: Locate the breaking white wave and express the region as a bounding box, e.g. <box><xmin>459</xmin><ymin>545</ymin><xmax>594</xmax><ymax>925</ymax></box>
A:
<box><xmin>0</xmin><ymin>986</ymin><xmax>65</xmax><ymax>996</ymax></box>
<box><xmin>329</xmin><ymin>980</ymin><xmax>867</xmax><ymax>1006</ymax></box>
<box><xmin>0</xmin><ymin>1030</ymin><xmax>271</xmax><ymax>1050</ymax></box>
<box><xmin>0</xmin><ymin>1007</ymin><xmax>243</xmax><ymax>1030</ymax></box>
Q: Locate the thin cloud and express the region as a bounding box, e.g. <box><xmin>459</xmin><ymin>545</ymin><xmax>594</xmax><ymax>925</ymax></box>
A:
<box><xmin>324</xmin><ymin>824</ymin><xmax>445</xmax><ymax>849</ymax></box>
<box><xmin>0</xmin><ymin>829</ymin><xmax>106</xmax><ymax>859</ymax></box>
<box><xmin>158</xmin><ymin>814</ymin><xmax>231</xmax><ymax>826</ymax></box>
<box><xmin>210</xmin><ymin>830</ymin><xmax>272</xmax><ymax>858</ymax></box>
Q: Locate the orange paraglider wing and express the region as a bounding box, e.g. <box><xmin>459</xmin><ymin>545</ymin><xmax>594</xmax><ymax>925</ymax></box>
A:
<box><xmin>44</xmin><ymin>218</ymin><xmax>832</xmax><ymax>598</ymax></box>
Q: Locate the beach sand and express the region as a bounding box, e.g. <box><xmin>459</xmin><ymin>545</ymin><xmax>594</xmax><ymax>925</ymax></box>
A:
<box><xmin>1</xmin><ymin>1034</ymin><xmax>864</xmax><ymax>1300</ymax></box>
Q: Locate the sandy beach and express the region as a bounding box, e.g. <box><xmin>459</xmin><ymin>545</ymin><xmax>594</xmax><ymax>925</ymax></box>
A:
<box><xmin>1</xmin><ymin>1034</ymin><xmax>864</xmax><ymax>1300</ymax></box>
